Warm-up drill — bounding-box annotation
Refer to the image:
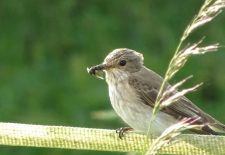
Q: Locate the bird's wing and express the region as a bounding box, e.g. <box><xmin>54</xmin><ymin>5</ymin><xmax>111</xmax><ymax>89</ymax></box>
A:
<box><xmin>129</xmin><ymin>74</ymin><xmax>203</xmax><ymax>120</ymax></box>
<box><xmin>129</xmin><ymin>71</ymin><xmax>225</xmax><ymax>134</ymax></box>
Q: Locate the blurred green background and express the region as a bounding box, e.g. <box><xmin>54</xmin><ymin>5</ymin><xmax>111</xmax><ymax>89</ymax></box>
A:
<box><xmin>0</xmin><ymin>0</ymin><xmax>225</xmax><ymax>154</ymax></box>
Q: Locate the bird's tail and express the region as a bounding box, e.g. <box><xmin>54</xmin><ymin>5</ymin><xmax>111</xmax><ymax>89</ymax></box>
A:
<box><xmin>206</xmin><ymin>122</ymin><xmax>225</xmax><ymax>135</ymax></box>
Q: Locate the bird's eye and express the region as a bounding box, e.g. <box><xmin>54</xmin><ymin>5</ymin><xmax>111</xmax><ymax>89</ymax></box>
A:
<box><xmin>119</xmin><ymin>60</ymin><xmax>127</xmax><ymax>66</ymax></box>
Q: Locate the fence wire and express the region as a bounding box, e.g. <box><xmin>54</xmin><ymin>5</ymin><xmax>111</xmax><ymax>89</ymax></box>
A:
<box><xmin>0</xmin><ymin>122</ymin><xmax>224</xmax><ymax>154</ymax></box>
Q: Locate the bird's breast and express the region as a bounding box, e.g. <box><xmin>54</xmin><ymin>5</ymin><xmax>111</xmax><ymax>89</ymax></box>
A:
<box><xmin>107</xmin><ymin>79</ymin><xmax>153</xmax><ymax>132</ymax></box>
<box><xmin>106</xmin><ymin>77</ymin><xmax>177</xmax><ymax>135</ymax></box>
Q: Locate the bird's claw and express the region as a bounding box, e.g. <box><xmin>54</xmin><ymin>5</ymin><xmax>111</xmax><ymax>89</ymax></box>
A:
<box><xmin>116</xmin><ymin>127</ymin><xmax>133</xmax><ymax>139</ymax></box>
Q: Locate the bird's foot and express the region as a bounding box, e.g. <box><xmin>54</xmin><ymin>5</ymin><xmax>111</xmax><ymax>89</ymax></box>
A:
<box><xmin>116</xmin><ymin>127</ymin><xmax>133</xmax><ymax>139</ymax></box>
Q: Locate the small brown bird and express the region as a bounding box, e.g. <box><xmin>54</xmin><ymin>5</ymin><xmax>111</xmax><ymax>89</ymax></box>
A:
<box><xmin>88</xmin><ymin>48</ymin><xmax>225</xmax><ymax>137</ymax></box>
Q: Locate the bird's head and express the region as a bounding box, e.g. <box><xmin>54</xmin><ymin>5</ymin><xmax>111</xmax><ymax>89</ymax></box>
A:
<box><xmin>88</xmin><ymin>48</ymin><xmax>144</xmax><ymax>82</ymax></box>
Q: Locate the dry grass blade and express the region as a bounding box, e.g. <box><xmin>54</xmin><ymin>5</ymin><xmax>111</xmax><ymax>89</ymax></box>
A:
<box><xmin>148</xmin><ymin>0</ymin><xmax>225</xmax><ymax>154</ymax></box>
<box><xmin>166</xmin><ymin>42</ymin><xmax>219</xmax><ymax>80</ymax></box>
<box><xmin>152</xmin><ymin>0</ymin><xmax>224</xmax><ymax>117</ymax></box>
<box><xmin>185</xmin><ymin>0</ymin><xmax>225</xmax><ymax>38</ymax></box>
<box><xmin>152</xmin><ymin>42</ymin><xmax>219</xmax><ymax>115</ymax></box>
<box><xmin>161</xmin><ymin>75</ymin><xmax>193</xmax><ymax>96</ymax></box>
<box><xmin>161</xmin><ymin>83</ymin><xmax>203</xmax><ymax>108</ymax></box>
<box><xmin>146</xmin><ymin>117</ymin><xmax>203</xmax><ymax>155</ymax></box>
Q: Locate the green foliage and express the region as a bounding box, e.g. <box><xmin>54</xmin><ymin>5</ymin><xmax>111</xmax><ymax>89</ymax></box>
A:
<box><xmin>0</xmin><ymin>0</ymin><xmax>224</xmax><ymax>154</ymax></box>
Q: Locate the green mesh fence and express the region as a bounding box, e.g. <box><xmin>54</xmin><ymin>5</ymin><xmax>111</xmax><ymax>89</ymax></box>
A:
<box><xmin>0</xmin><ymin>122</ymin><xmax>224</xmax><ymax>154</ymax></box>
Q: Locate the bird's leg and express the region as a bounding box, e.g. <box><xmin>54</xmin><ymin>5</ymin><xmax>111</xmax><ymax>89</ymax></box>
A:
<box><xmin>116</xmin><ymin>127</ymin><xmax>133</xmax><ymax>139</ymax></box>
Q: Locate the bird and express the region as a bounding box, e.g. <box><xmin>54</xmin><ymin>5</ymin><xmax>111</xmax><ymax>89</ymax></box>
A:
<box><xmin>88</xmin><ymin>48</ymin><xmax>225</xmax><ymax>138</ymax></box>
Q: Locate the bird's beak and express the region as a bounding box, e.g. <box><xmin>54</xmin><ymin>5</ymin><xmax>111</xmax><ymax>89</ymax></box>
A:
<box><xmin>88</xmin><ymin>63</ymin><xmax>107</xmax><ymax>75</ymax></box>
<box><xmin>87</xmin><ymin>63</ymin><xmax>108</xmax><ymax>79</ymax></box>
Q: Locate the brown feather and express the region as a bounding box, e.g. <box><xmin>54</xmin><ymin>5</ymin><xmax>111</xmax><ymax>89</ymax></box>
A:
<box><xmin>129</xmin><ymin>66</ymin><xmax>225</xmax><ymax>135</ymax></box>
